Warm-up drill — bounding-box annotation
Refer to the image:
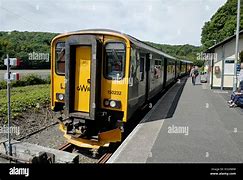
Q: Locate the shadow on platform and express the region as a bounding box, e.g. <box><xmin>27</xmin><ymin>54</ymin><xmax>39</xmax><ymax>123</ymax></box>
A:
<box><xmin>143</xmin><ymin>77</ymin><xmax>188</xmax><ymax>123</ymax></box>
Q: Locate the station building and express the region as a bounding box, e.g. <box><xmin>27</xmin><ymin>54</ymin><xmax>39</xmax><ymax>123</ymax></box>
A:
<box><xmin>205</xmin><ymin>30</ymin><xmax>243</xmax><ymax>89</ymax></box>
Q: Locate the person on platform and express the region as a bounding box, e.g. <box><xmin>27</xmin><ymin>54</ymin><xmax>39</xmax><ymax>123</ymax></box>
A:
<box><xmin>228</xmin><ymin>63</ymin><xmax>243</xmax><ymax>108</ymax></box>
<box><xmin>190</xmin><ymin>66</ymin><xmax>199</xmax><ymax>85</ymax></box>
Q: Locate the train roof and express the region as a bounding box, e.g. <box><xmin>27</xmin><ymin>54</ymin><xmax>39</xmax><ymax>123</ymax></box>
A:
<box><xmin>59</xmin><ymin>29</ymin><xmax>192</xmax><ymax>62</ymax></box>
<box><xmin>70</xmin><ymin>29</ymin><xmax>179</xmax><ymax>60</ymax></box>
<box><xmin>126</xmin><ymin>34</ymin><xmax>178</xmax><ymax>60</ymax></box>
<box><xmin>180</xmin><ymin>60</ymin><xmax>193</xmax><ymax>64</ymax></box>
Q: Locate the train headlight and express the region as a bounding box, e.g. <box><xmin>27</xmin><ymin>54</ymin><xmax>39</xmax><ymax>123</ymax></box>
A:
<box><xmin>103</xmin><ymin>99</ymin><xmax>121</xmax><ymax>109</ymax></box>
<box><xmin>104</xmin><ymin>99</ymin><xmax>110</xmax><ymax>106</ymax></box>
<box><xmin>110</xmin><ymin>100</ymin><xmax>116</xmax><ymax>108</ymax></box>
<box><xmin>56</xmin><ymin>93</ymin><xmax>64</xmax><ymax>101</ymax></box>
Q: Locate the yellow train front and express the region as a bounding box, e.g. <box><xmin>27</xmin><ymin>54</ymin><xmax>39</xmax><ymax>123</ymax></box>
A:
<box><xmin>50</xmin><ymin>29</ymin><xmax>192</xmax><ymax>149</ymax></box>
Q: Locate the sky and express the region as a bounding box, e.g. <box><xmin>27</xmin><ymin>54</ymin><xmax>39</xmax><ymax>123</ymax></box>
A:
<box><xmin>0</xmin><ymin>0</ymin><xmax>227</xmax><ymax>46</ymax></box>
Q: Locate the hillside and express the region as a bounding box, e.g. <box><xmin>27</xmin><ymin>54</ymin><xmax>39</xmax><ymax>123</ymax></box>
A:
<box><xmin>201</xmin><ymin>0</ymin><xmax>243</xmax><ymax>50</ymax></box>
<box><xmin>0</xmin><ymin>31</ymin><xmax>58</xmax><ymax>69</ymax></box>
<box><xmin>146</xmin><ymin>41</ymin><xmax>201</xmax><ymax>62</ymax></box>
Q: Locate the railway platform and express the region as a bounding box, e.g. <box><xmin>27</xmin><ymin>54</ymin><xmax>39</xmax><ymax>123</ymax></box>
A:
<box><xmin>108</xmin><ymin>76</ymin><xmax>243</xmax><ymax>163</ymax></box>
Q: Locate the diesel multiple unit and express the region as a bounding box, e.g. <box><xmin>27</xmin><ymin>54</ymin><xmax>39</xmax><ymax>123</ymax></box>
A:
<box><xmin>50</xmin><ymin>29</ymin><xmax>192</xmax><ymax>149</ymax></box>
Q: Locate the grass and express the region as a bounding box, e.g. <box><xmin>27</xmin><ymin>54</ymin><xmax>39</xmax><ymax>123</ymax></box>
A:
<box><xmin>0</xmin><ymin>84</ymin><xmax>50</xmax><ymax>120</ymax></box>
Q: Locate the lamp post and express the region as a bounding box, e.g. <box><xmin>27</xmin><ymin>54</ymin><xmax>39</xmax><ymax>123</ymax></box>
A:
<box><xmin>7</xmin><ymin>54</ymin><xmax>12</xmax><ymax>157</ymax></box>
<box><xmin>233</xmin><ymin>0</ymin><xmax>240</xmax><ymax>91</ymax></box>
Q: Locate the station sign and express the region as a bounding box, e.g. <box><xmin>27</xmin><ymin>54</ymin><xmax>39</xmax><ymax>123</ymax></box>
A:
<box><xmin>4</xmin><ymin>58</ymin><xmax>21</xmax><ymax>67</ymax></box>
<box><xmin>4</xmin><ymin>73</ymin><xmax>20</xmax><ymax>81</ymax></box>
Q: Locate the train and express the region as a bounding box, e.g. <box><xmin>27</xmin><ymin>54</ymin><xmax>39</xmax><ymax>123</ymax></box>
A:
<box><xmin>50</xmin><ymin>29</ymin><xmax>192</xmax><ymax>149</ymax></box>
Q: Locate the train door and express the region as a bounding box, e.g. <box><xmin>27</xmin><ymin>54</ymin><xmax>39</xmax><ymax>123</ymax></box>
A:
<box><xmin>74</xmin><ymin>46</ymin><xmax>91</xmax><ymax>112</ymax></box>
<box><xmin>138</xmin><ymin>55</ymin><xmax>146</xmax><ymax>102</ymax></box>
<box><xmin>179</xmin><ymin>61</ymin><xmax>182</xmax><ymax>76</ymax></box>
<box><xmin>174</xmin><ymin>60</ymin><xmax>177</xmax><ymax>79</ymax></box>
<box><xmin>65</xmin><ymin>35</ymin><xmax>101</xmax><ymax>120</ymax></box>
<box><xmin>145</xmin><ymin>53</ymin><xmax>150</xmax><ymax>101</ymax></box>
<box><xmin>163</xmin><ymin>58</ymin><xmax>167</xmax><ymax>88</ymax></box>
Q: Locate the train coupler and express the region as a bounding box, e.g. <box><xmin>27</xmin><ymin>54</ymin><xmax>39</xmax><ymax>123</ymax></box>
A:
<box><xmin>59</xmin><ymin>124</ymin><xmax>122</xmax><ymax>149</ymax></box>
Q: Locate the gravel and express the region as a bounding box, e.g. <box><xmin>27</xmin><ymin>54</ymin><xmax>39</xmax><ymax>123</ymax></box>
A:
<box><xmin>21</xmin><ymin>124</ymin><xmax>101</xmax><ymax>163</ymax></box>
<box><xmin>21</xmin><ymin>124</ymin><xmax>66</xmax><ymax>149</ymax></box>
<box><xmin>0</xmin><ymin>105</ymin><xmax>56</xmax><ymax>140</ymax></box>
<box><xmin>0</xmin><ymin>105</ymin><xmax>102</xmax><ymax>163</ymax></box>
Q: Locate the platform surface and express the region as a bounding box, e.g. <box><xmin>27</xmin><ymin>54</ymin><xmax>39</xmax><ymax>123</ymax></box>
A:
<box><xmin>108</xmin><ymin>76</ymin><xmax>243</xmax><ymax>163</ymax></box>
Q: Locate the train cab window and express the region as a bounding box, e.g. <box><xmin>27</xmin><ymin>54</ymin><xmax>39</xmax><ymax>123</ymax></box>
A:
<box><xmin>55</xmin><ymin>42</ymin><xmax>65</xmax><ymax>74</ymax></box>
<box><xmin>105</xmin><ymin>42</ymin><xmax>125</xmax><ymax>80</ymax></box>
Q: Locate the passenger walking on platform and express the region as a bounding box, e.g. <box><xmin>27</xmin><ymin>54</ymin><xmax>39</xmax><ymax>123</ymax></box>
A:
<box><xmin>190</xmin><ymin>66</ymin><xmax>195</xmax><ymax>85</ymax></box>
<box><xmin>228</xmin><ymin>63</ymin><xmax>243</xmax><ymax>108</ymax></box>
<box><xmin>190</xmin><ymin>66</ymin><xmax>199</xmax><ymax>85</ymax></box>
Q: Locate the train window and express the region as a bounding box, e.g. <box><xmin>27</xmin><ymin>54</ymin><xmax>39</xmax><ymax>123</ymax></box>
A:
<box><xmin>155</xmin><ymin>59</ymin><xmax>161</xmax><ymax>68</ymax></box>
<box><xmin>105</xmin><ymin>42</ymin><xmax>125</xmax><ymax>80</ymax></box>
<box><xmin>130</xmin><ymin>47</ymin><xmax>136</xmax><ymax>78</ymax></box>
<box><xmin>154</xmin><ymin>60</ymin><xmax>161</xmax><ymax>79</ymax></box>
<box><xmin>55</xmin><ymin>42</ymin><xmax>65</xmax><ymax>75</ymax></box>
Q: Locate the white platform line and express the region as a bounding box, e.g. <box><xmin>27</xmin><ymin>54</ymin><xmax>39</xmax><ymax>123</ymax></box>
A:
<box><xmin>206</xmin><ymin>103</ymin><xmax>209</xmax><ymax>108</ymax></box>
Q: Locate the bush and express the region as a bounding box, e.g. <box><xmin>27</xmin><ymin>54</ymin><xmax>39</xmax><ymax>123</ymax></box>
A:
<box><xmin>0</xmin><ymin>84</ymin><xmax>50</xmax><ymax>119</ymax></box>
<box><xmin>193</xmin><ymin>60</ymin><xmax>205</xmax><ymax>67</ymax></box>
<box><xmin>20</xmin><ymin>74</ymin><xmax>46</xmax><ymax>85</ymax></box>
<box><xmin>0</xmin><ymin>81</ymin><xmax>7</xmax><ymax>89</ymax></box>
<box><xmin>45</xmin><ymin>74</ymin><xmax>51</xmax><ymax>84</ymax></box>
<box><xmin>0</xmin><ymin>74</ymin><xmax>50</xmax><ymax>89</ymax></box>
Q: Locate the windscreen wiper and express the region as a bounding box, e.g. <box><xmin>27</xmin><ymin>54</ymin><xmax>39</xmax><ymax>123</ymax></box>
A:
<box><xmin>111</xmin><ymin>48</ymin><xmax>120</xmax><ymax>62</ymax></box>
<box><xmin>57</xmin><ymin>47</ymin><xmax>65</xmax><ymax>62</ymax></box>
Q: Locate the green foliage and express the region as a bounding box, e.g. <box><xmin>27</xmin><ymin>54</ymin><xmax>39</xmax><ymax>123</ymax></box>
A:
<box><xmin>18</xmin><ymin>74</ymin><xmax>46</xmax><ymax>85</ymax></box>
<box><xmin>0</xmin><ymin>84</ymin><xmax>50</xmax><ymax>119</ymax></box>
<box><xmin>45</xmin><ymin>74</ymin><xmax>51</xmax><ymax>84</ymax></box>
<box><xmin>145</xmin><ymin>41</ymin><xmax>201</xmax><ymax>63</ymax></box>
<box><xmin>0</xmin><ymin>31</ymin><xmax>58</xmax><ymax>69</ymax></box>
<box><xmin>0</xmin><ymin>81</ymin><xmax>6</xmax><ymax>89</ymax></box>
<box><xmin>193</xmin><ymin>60</ymin><xmax>205</xmax><ymax>67</ymax></box>
<box><xmin>201</xmin><ymin>0</ymin><xmax>243</xmax><ymax>50</ymax></box>
<box><xmin>0</xmin><ymin>74</ymin><xmax>50</xmax><ymax>89</ymax></box>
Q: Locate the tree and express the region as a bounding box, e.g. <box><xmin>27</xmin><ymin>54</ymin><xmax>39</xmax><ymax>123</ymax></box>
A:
<box><xmin>201</xmin><ymin>0</ymin><xmax>243</xmax><ymax>51</ymax></box>
<box><xmin>0</xmin><ymin>31</ymin><xmax>58</xmax><ymax>69</ymax></box>
<box><xmin>145</xmin><ymin>41</ymin><xmax>200</xmax><ymax>63</ymax></box>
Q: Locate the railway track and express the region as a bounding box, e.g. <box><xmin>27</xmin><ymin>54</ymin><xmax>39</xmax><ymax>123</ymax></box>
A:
<box><xmin>97</xmin><ymin>152</ymin><xmax>113</xmax><ymax>164</ymax></box>
<box><xmin>58</xmin><ymin>142</ymin><xmax>115</xmax><ymax>163</ymax></box>
<box><xmin>58</xmin><ymin>142</ymin><xmax>75</xmax><ymax>152</ymax></box>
